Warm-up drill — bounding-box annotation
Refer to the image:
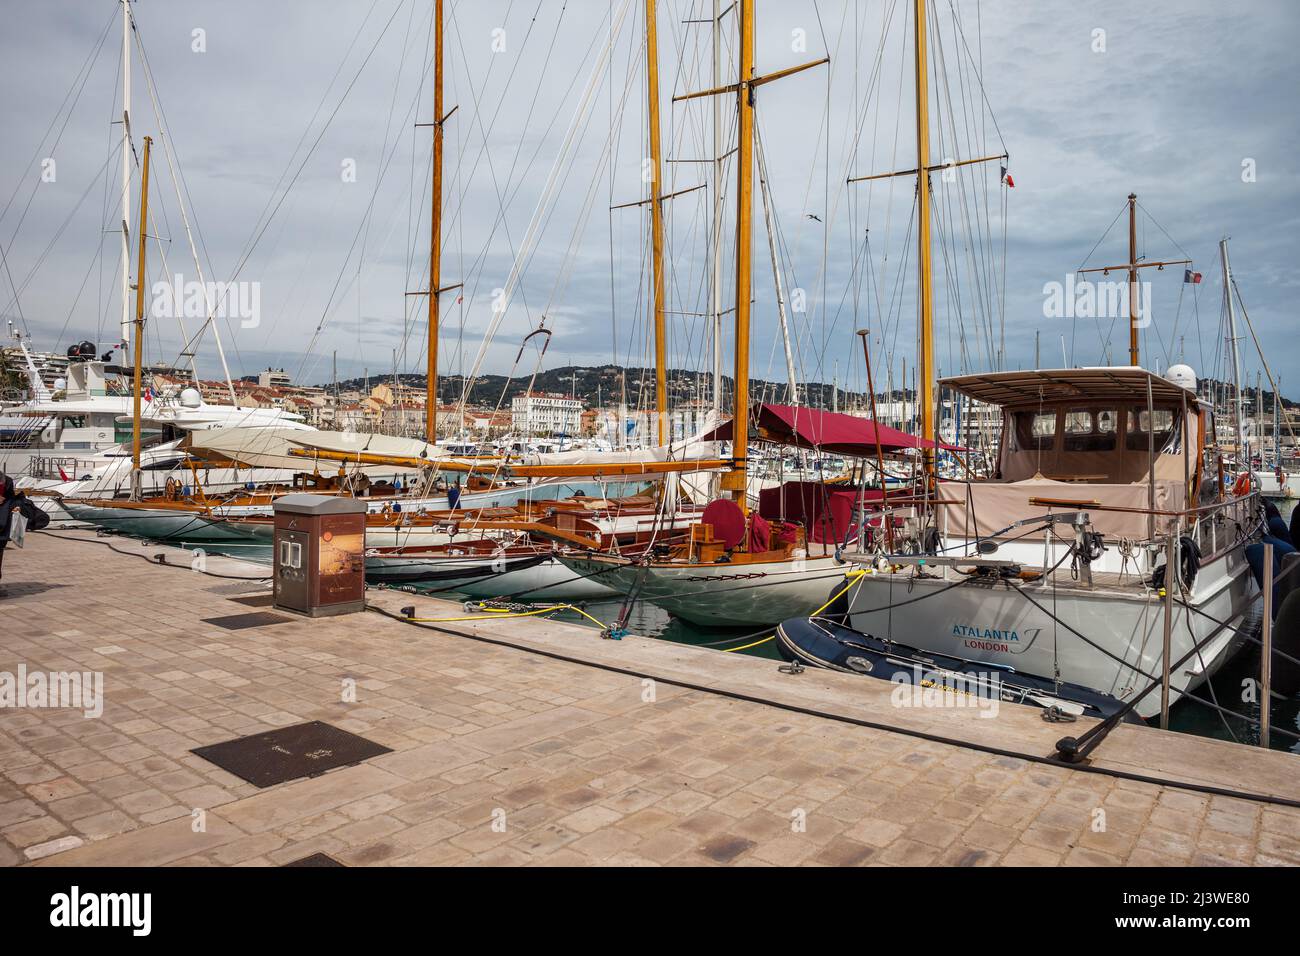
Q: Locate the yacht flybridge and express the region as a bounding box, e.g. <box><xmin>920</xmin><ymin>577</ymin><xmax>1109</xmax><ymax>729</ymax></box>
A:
<box><xmin>778</xmin><ymin>363</ymin><xmax>1263</xmax><ymax>719</ymax></box>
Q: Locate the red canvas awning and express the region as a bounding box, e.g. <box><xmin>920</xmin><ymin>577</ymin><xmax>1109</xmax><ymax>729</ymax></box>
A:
<box><xmin>700</xmin><ymin>403</ymin><xmax>963</xmax><ymax>456</ymax></box>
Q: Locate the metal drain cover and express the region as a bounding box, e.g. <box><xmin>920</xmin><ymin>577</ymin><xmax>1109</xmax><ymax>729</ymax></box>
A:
<box><xmin>192</xmin><ymin>721</ymin><xmax>392</xmax><ymax>788</ymax></box>
<box><xmin>201</xmin><ymin>611</ymin><xmax>292</xmax><ymax>630</ymax></box>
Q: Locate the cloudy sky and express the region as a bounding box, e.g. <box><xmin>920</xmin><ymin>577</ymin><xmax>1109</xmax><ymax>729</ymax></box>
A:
<box><xmin>1</xmin><ymin>0</ymin><xmax>1296</xmax><ymax>402</ymax></box>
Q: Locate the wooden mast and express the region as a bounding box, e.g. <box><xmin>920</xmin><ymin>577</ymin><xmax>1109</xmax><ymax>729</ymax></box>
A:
<box><xmin>720</xmin><ymin>0</ymin><xmax>755</xmax><ymax>504</ymax></box>
<box><xmin>914</xmin><ymin>0</ymin><xmax>936</xmax><ymax>486</ymax></box>
<box><xmin>425</xmin><ymin>0</ymin><xmax>445</xmax><ymax>442</ymax></box>
<box><xmin>1127</xmin><ymin>193</ymin><xmax>1138</xmax><ymax>365</ymax></box>
<box><xmin>673</xmin><ymin>0</ymin><xmax>825</xmax><ymax>510</ymax></box>
<box><xmin>645</xmin><ymin>0</ymin><xmax>668</xmax><ymax>446</ymax></box>
<box><xmin>1077</xmin><ymin>193</ymin><xmax>1188</xmax><ymax>369</ymax></box>
<box><xmin>130</xmin><ymin>135</ymin><xmax>152</xmax><ymax>501</ymax></box>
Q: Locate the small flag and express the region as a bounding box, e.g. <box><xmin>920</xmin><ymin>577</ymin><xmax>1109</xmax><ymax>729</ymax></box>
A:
<box><xmin>143</xmin><ymin>386</ymin><xmax>154</xmax><ymax>402</ymax></box>
<box><xmin>1001</xmin><ymin>166</ymin><xmax>1015</xmax><ymax>188</ymax></box>
<box><xmin>1184</xmin><ymin>269</ymin><xmax>1202</xmax><ymax>284</ymax></box>
<box><xmin>58</xmin><ymin>466</ymin><xmax>70</xmax><ymax>482</ymax></box>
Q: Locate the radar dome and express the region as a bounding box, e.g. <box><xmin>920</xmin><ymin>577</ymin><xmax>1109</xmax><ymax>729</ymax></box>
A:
<box><xmin>1165</xmin><ymin>364</ymin><xmax>1196</xmax><ymax>392</ymax></box>
<box><xmin>179</xmin><ymin>387</ymin><xmax>202</xmax><ymax>408</ymax></box>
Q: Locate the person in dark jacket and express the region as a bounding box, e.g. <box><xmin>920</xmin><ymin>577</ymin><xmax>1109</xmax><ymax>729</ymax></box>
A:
<box><xmin>0</xmin><ymin>472</ymin><xmax>16</xmax><ymax>581</ymax></box>
<box><xmin>0</xmin><ymin>472</ymin><xmax>49</xmax><ymax>583</ymax></box>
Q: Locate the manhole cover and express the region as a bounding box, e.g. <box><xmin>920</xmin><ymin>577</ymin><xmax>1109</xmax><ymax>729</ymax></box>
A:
<box><xmin>192</xmin><ymin>721</ymin><xmax>392</xmax><ymax>788</ymax></box>
<box><xmin>201</xmin><ymin>611</ymin><xmax>292</xmax><ymax>630</ymax></box>
<box><xmin>284</xmin><ymin>853</ymin><xmax>345</xmax><ymax>867</ymax></box>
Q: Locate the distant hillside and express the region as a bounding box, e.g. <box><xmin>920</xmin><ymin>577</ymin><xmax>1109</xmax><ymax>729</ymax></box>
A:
<box><xmin>309</xmin><ymin>364</ymin><xmax>1297</xmax><ymax>412</ymax></box>
<box><xmin>315</xmin><ymin>364</ymin><xmax>899</xmax><ymax>410</ymax></box>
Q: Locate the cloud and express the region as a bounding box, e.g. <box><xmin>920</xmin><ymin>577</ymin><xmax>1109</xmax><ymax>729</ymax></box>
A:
<box><xmin>0</xmin><ymin>0</ymin><xmax>1295</xmax><ymax>400</ymax></box>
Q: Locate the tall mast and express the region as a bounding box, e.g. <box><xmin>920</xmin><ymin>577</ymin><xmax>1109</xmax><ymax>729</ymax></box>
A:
<box><xmin>130</xmin><ymin>136</ymin><xmax>152</xmax><ymax>501</ymax></box>
<box><xmin>914</xmin><ymin>0</ymin><xmax>936</xmax><ymax>484</ymax></box>
<box><xmin>720</xmin><ymin>0</ymin><xmax>755</xmax><ymax>504</ymax></box>
<box><xmin>1127</xmin><ymin>193</ymin><xmax>1138</xmax><ymax>365</ymax></box>
<box><xmin>710</xmin><ymin>0</ymin><xmax>724</xmax><ymax>420</ymax></box>
<box><xmin>120</xmin><ymin>0</ymin><xmax>132</xmax><ymax>351</ymax></box>
<box><xmin>424</xmin><ymin>0</ymin><xmax>445</xmax><ymax>443</ymax></box>
<box><xmin>645</xmin><ymin>0</ymin><xmax>668</xmax><ymax>446</ymax></box>
<box><xmin>1221</xmin><ymin>238</ymin><xmax>1247</xmax><ymax>464</ymax></box>
<box><xmin>1078</xmin><ymin>193</ymin><xmax>1188</xmax><ymax>369</ymax></box>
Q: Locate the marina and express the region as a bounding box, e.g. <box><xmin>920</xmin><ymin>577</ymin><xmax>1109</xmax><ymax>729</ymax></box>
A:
<box><xmin>0</xmin><ymin>0</ymin><xmax>1298</xmax><ymax>899</ymax></box>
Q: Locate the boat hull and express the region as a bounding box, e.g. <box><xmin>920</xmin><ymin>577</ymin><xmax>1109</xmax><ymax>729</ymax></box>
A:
<box><xmin>556</xmin><ymin>553</ymin><xmax>850</xmax><ymax>627</ymax></box>
<box><xmin>842</xmin><ymin>547</ymin><xmax>1256</xmax><ymax>719</ymax></box>
<box><xmin>60</xmin><ymin>501</ymin><xmax>262</xmax><ymax>543</ymax></box>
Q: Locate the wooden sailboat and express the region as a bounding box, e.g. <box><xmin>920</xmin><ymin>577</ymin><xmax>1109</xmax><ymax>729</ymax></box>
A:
<box><xmin>554</xmin><ymin>0</ymin><xmax>863</xmax><ymax>627</ymax></box>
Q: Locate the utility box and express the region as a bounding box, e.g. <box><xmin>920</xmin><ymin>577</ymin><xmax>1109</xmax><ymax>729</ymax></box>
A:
<box><xmin>272</xmin><ymin>494</ymin><xmax>367</xmax><ymax>617</ymax></box>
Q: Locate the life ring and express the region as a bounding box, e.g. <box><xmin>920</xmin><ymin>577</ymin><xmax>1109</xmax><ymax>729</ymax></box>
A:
<box><xmin>1232</xmin><ymin>472</ymin><xmax>1253</xmax><ymax>497</ymax></box>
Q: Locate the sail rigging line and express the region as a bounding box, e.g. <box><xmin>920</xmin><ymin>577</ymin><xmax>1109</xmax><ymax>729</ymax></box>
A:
<box><xmin>928</xmin><ymin>5</ymin><xmax>1002</xmax><ymax>373</ymax></box>
<box><xmin>0</xmin><ymin>4</ymin><xmax>119</xmax><ymax>341</ymax></box>
<box><xmin>170</xmin><ymin>0</ymin><xmax>407</xmax><ymax>382</ymax></box>
<box><xmin>291</xmin><ymin>66</ymin><xmax>432</xmax><ymax>389</ymax></box>
<box><xmin>945</xmin><ymin>0</ymin><xmax>1004</xmax><ymax>369</ymax></box>
<box><xmin>0</xmin><ymin>143</ymin><xmax>123</xmax><ymax>321</ymax></box>
<box><xmin>440</xmin><ymin>3</ymin><xmax>603</xmax><ymax>356</ymax></box>
<box><xmin>450</xmin><ymin>0</ymin><xmax>636</xmax><ymax>415</ymax></box>
<box><xmin>401</xmin><ymin>0</ymin><xmax>438</xmax><ymax>386</ymax></box>
<box><xmin>439</xmin><ymin>0</ymin><xmax>621</xmax><ymax>355</ymax></box>
<box><xmin>1069</xmin><ymin>198</ymin><xmax>1129</xmax><ymax>367</ymax></box>
<box><xmin>436</xmin><ymin>0</ymin><xmax>576</xmax><ymax>357</ymax></box>
<box><xmin>131</xmin><ymin>26</ymin><xmax>242</xmax><ymax>396</ymax></box>
<box><xmin>362</xmin><ymin>0</ymin><xmax>425</xmax><ymax>383</ymax></box>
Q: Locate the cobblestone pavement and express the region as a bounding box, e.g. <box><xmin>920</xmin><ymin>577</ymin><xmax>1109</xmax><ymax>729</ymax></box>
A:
<box><xmin>1</xmin><ymin>531</ymin><xmax>1297</xmax><ymax>867</ymax></box>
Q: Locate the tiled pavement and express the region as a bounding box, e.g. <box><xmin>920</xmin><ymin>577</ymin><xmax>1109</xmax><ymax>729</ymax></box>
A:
<box><xmin>1</xmin><ymin>530</ymin><xmax>1298</xmax><ymax>867</ymax></box>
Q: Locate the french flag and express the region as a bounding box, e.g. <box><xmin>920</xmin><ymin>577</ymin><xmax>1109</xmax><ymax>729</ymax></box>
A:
<box><xmin>1184</xmin><ymin>269</ymin><xmax>1203</xmax><ymax>284</ymax></box>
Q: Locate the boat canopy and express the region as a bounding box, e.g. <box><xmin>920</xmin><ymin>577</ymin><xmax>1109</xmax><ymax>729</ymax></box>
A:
<box><xmin>941</xmin><ymin>366</ymin><xmax>1197</xmax><ymax>409</ymax></box>
<box><xmin>701</xmin><ymin>403</ymin><xmax>961</xmax><ymax>457</ymax></box>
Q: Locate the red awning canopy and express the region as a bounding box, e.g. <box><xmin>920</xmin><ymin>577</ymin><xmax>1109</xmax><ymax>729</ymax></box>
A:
<box><xmin>700</xmin><ymin>403</ymin><xmax>963</xmax><ymax>456</ymax></box>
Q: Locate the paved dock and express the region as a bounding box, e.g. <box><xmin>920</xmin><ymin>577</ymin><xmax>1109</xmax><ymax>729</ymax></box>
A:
<box><xmin>1</xmin><ymin>528</ymin><xmax>1298</xmax><ymax>867</ymax></box>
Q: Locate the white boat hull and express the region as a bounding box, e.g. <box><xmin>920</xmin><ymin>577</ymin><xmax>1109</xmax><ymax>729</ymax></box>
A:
<box><xmin>843</xmin><ymin>547</ymin><xmax>1257</xmax><ymax>719</ymax></box>
<box><xmin>556</xmin><ymin>553</ymin><xmax>850</xmax><ymax>627</ymax></box>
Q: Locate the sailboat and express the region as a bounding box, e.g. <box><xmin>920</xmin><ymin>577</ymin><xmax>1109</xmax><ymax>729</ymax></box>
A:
<box><xmin>550</xmin><ymin>0</ymin><xmax>904</xmax><ymax>627</ymax></box>
<box><xmin>775</xmin><ymin>0</ymin><xmax>1263</xmax><ymax>720</ymax></box>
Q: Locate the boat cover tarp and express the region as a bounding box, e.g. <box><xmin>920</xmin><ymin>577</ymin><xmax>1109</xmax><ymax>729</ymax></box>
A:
<box><xmin>700</xmin><ymin>403</ymin><xmax>963</xmax><ymax>456</ymax></box>
<box><xmin>936</xmin><ymin>476</ymin><xmax>1187</xmax><ymax>540</ymax></box>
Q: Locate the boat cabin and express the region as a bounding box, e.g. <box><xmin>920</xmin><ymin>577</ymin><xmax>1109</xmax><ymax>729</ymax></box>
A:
<box><xmin>936</xmin><ymin>366</ymin><xmax>1208</xmax><ymax>543</ymax></box>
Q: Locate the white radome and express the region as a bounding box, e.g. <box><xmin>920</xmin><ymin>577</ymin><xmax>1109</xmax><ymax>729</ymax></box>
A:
<box><xmin>1165</xmin><ymin>363</ymin><xmax>1196</xmax><ymax>392</ymax></box>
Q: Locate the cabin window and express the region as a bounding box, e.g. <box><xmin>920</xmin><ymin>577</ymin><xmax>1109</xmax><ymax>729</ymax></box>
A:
<box><xmin>1125</xmin><ymin>407</ymin><xmax>1177</xmax><ymax>452</ymax></box>
<box><xmin>1013</xmin><ymin>410</ymin><xmax>1057</xmax><ymax>450</ymax></box>
<box><xmin>1063</xmin><ymin>408</ymin><xmax>1118</xmax><ymax>452</ymax></box>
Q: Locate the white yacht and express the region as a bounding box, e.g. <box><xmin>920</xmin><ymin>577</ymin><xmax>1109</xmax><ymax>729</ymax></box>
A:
<box><xmin>784</xmin><ymin>364</ymin><xmax>1262</xmax><ymax>720</ymax></box>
